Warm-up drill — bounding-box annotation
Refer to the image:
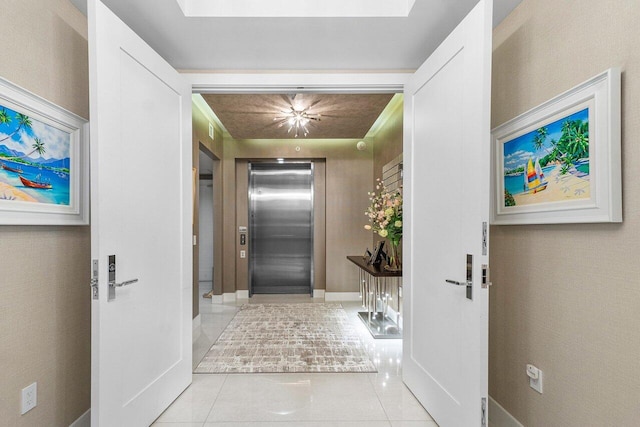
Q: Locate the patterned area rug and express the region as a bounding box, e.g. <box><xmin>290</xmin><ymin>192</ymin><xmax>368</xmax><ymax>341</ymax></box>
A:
<box><xmin>194</xmin><ymin>303</ymin><xmax>376</xmax><ymax>373</ymax></box>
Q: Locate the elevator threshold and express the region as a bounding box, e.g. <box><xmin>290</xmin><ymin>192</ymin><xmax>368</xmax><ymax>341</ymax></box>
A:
<box><xmin>252</xmin><ymin>286</ymin><xmax>311</xmax><ymax>294</ymax></box>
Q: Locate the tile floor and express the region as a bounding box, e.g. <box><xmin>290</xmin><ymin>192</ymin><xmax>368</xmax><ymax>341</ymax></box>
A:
<box><xmin>153</xmin><ymin>284</ymin><xmax>437</xmax><ymax>427</ymax></box>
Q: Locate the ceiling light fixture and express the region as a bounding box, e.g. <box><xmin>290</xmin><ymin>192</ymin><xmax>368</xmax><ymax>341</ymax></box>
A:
<box><xmin>273</xmin><ymin>107</ymin><xmax>321</xmax><ymax>138</ymax></box>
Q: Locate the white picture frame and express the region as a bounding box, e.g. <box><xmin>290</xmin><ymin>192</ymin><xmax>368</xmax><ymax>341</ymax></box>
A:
<box><xmin>0</xmin><ymin>77</ymin><xmax>89</xmax><ymax>225</ymax></box>
<box><xmin>491</xmin><ymin>68</ymin><xmax>621</xmax><ymax>225</ymax></box>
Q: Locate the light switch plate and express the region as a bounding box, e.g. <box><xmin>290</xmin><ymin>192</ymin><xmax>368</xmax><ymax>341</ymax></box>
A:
<box><xmin>527</xmin><ymin>364</ymin><xmax>543</xmax><ymax>394</ymax></box>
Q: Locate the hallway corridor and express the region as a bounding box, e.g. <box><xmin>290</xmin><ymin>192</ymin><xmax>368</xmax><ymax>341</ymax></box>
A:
<box><xmin>152</xmin><ymin>291</ymin><xmax>436</xmax><ymax>426</ymax></box>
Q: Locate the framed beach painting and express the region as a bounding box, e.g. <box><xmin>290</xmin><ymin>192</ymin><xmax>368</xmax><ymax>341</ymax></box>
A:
<box><xmin>0</xmin><ymin>77</ymin><xmax>88</xmax><ymax>225</ymax></box>
<box><xmin>491</xmin><ymin>68</ymin><xmax>621</xmax><ymax>225</ymax></box>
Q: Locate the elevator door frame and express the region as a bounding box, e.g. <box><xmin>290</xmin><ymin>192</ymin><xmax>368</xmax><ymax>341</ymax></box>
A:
<box><xmin>248</xmin><ymin>161</ymin><xmax>315</xmax><ymax>297</ymax></box>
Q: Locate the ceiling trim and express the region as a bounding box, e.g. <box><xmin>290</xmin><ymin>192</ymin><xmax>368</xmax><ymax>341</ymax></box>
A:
<box><xmin>192</xmin><ymin>94</ymin><xmax>230</xmax><ymax>138</ymax></box>
<box><xmin>175</xmin><ymin>0</ymin><xmax>416</xmax><ymax>18</ymax></box>
<box><xmin>184</xmin><ymin>72</ymin><xmax>410</xmax><ymax>94</ymax></box>
<box><xmin>365</xmin><ymin>93</ymin><xmax>404</xmax><ymax>138</ymax></box>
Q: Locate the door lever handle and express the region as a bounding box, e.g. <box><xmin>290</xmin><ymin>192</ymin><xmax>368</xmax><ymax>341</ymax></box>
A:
<box><xmin>110</xmin><ymin>278</ymin><xmax>139</xmax><ymax>288</ymax></box>
<box><xmin>445</xmin><ymin>254</ymin><xmax>474</xmax><ymax>300</ymax></box>
<box><xmin>446</xmin><ymin>254</ymin><xmax>474</xmax><ymax>300</ymax></box>
<box><xmin>107</xmin><ymin>254</ymin><xmax>139</xmax><ymax>302</ymax></box>
<box><xmin>445</xmin><ymin>279</ymin><xmax>471</xmax><ymax>286</ymax></box>
<box><xmin>108</xmin><ymin>278</ymin><xmax>139</xmax><ymax>302</ymax></box>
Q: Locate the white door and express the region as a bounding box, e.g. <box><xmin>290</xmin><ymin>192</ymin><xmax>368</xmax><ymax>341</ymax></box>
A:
<box><xmin>88</xmin><ymin>0</ymin><xmax>192</xmax><ymax>425</ymax></box>
<box><xmin>402</xmin><ymin>1</ymin><xmax>492</xmax><ymax>426</ymax></box>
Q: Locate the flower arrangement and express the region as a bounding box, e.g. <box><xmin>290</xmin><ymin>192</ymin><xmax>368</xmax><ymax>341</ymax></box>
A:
<box><xmin>364</xmin><ymin>178</ymin><xmax>402</xmax><ymax>270</ymax></box>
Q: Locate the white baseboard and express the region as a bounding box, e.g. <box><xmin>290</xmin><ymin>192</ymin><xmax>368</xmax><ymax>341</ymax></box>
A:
<box><xmin>325</xmin><ymin>291</ymin><xmax>361</xmax><ymax>301</ymax></box>
<box><xmin>193</xmin><ymin>314</ymin><xmax>201</xmax><ymax>343</ymax></box>
<box><xmin>217</xmin><ymin>291</ymin><xmax>248</xmax><ymax>302</ymax></box>
<box><xmin>69</xmin><ymin>409</ymin><xmax>90</xmax><ymax>427</ymax></box>
<box><xmin>222</xmin><ymin>292</ymin><xmax>236</xmax><ymax>302</ymax></box>
<box><xmin>313</xmin><ymin>289</ymin><xmax>325</xmax><ymax>299</ymax></box>
<box><xmin>489</xmin><ymin>396</ymin><xmax>524</xmax><ymax>427</ymax></box>
<box><xmin>192</xmin><ymin>314</ymin><xmax>201</xmax><ymax>331</ymax></box>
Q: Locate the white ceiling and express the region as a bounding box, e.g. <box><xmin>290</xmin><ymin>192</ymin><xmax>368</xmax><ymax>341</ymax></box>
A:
<box><xmin>70</xmin><ymin>0</ymin><xmax>522</xmax><ymax>71</ymax></box>
<box><xmin>176</xmin><ymin>0</ymin><xmax>418</xmax><ymax>18</ymax></box>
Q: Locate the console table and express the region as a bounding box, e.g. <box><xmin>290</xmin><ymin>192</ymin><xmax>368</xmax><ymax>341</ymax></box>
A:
<box><xmin>347</xmin><ymin>255</ymin><xmax>402</xmax><ymax>339</ymax></box>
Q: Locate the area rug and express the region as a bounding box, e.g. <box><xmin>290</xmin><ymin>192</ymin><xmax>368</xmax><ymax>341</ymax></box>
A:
<box><xmin>194</xmin><ymin>303</ymin><xmax>377</xmax><ymax>373</ymax></box>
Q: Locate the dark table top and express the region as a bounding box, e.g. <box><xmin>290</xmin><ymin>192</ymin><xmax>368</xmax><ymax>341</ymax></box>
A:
<box><xmin>346</xmin><ymin>255</ymin><xmax>402</xmax><ymax>278</ymax></box>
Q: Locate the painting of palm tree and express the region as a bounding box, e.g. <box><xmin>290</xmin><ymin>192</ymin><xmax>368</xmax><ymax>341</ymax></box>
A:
<box><xmin>0</xmin><ymin>108</ymin><xmax>10</xmax><ymax>126</ymax></box>
<box><xmin>0</xmin><ymin>102</ymin><xmax>71</xmax><ymax>206</ymax></box>
<box><xmin>502</xmin><ymin>107</ymin><xmax>590</xmax><ymax>208</ymax></box>
<box><xmin>0</xmin><ymin>113</ymin><xmax>32</xmax><ymax>143</ymax></box>
<box><xmin>532</xmin><ymin>127</ymin><xmax>548</xmax><ymax>151</ymax></box>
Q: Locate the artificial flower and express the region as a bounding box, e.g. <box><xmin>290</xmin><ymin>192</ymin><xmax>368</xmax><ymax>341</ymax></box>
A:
<box><xmin>364</xmin><ymin>179</ymin><xmax>402</xmax><ymax>248</ymax></box>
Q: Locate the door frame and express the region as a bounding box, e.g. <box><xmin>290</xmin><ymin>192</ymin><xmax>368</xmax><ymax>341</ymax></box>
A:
<box><xmin>247</xmin><ymin>160</ymin><xmax>316</xmax><ymax>297</ymax></box>
<box><xmin>187</xmin><ymin>73</ymin><xmax>409</xmax><ymax>94</ymax></box>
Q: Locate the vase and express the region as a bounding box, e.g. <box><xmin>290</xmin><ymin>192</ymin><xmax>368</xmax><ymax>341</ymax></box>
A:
<box><xmin>385</xmin><ymin>240</ymin><xmax>402</xmax><ymax>272</ymax></box>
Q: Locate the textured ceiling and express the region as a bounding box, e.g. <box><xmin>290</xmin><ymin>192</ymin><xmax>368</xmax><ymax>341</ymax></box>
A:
<box><xmin>202</xmin><ymin>94</ymin><xmax>395</xmax><ymax>139</ymax></box>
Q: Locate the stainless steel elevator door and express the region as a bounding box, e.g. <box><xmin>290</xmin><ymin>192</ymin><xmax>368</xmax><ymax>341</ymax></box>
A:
<box><xmin>249</xmin><ymin>163</ymin><xmax>314</xmax><ymax>295</ymax></box>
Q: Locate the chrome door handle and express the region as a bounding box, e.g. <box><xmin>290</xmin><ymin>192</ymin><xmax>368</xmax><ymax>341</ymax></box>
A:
<box><xmin>110</xmin><ymin>278</ymin><xmax>139</xmax><ymax>288</ymax></box>
<box><xmin>445</xmin><ymin>279</ymin><xmax>470</xmax><ymax>286</ymax></box>
<box><xmin>445</xmin><ymin>254</ymin><xmax>473</xmax><ymax>300</ymax></box>
<box><xmin>107</xmin><ymin>255</ymin><xmax>139</xmax><ymax>302</ymax></box>
<box><xmin>445</xmin><ymin>278</ymin><xmax>473</xmax><ymax>301</ymax></box>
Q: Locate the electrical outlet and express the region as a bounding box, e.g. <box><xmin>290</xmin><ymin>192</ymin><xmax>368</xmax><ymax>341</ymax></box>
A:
<box><xmin>21</xmin><ymin>382</ymin><xmax>37</xmax><ymax>414</ymax></box>
<box><xmin>240</xmin><ymin>250</ymin><xmax>246</xmax><ymax>259</ymax></box>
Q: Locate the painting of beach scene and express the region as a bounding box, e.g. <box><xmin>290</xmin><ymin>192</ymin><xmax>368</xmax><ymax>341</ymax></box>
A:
<box><xmin>502</xmin><ymin>107</ymin><xmax>590</xmax><ymax>208</ymax></box>
<box><xmin>0</xmin><ymin>103</ymin><xmax>71</xmax><ymax>206</ymax></box>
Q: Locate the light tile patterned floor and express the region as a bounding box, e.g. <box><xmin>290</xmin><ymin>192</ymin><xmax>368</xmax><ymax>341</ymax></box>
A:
<box><xmin>153</xmin><ymin>287</ymin><xmax>437</xmax><ymax>427</ymax></box>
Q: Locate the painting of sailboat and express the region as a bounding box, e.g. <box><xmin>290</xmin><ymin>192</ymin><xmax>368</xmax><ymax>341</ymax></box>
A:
<box><xmin>502</xmin><ymin>108</ymin><xmax>590</xmax><ymax>208</ymax></box>
<box><xmin>493</xmin><ymin>69</ymin><xmax>621</xmax><ymax>225</ymax></box>
<box><xmin>0</xmin><ymin>103</ymin><xmax>71</xmax><ymax>205</ymax></box>
<box><xmin>523</xmin><ymin>157</ymin><xmax>548</xmax><ymax>194</ymax></box>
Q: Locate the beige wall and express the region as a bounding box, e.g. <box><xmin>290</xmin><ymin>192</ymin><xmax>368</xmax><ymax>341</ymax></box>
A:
<box><xmin>191</xmin><ymin>101</ymin><xmax>224</xmax><ymax>315</ymax></box>
<box><xmin>0</xmin><ymin>1</ymin><xmax>90</xmax><ymax>426</ymax></box>
<box><xmin>490</xmin><ymin>1</ymin><xmax>640</xmax><ymax>425</ymax></box>
<box><xmin>371</xmin><ymin>101</ymin><xmax>403</xmax><ymax>311</ymax></box>
<box><xmin>221</xmin><ymin>138</ymin><xmax>372</xmax><ymax>294</ymax></box>
<box><xmin>373</xmin><ymin>101</ymin><xmax>403</xmax><ymax>184</ymax></box>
